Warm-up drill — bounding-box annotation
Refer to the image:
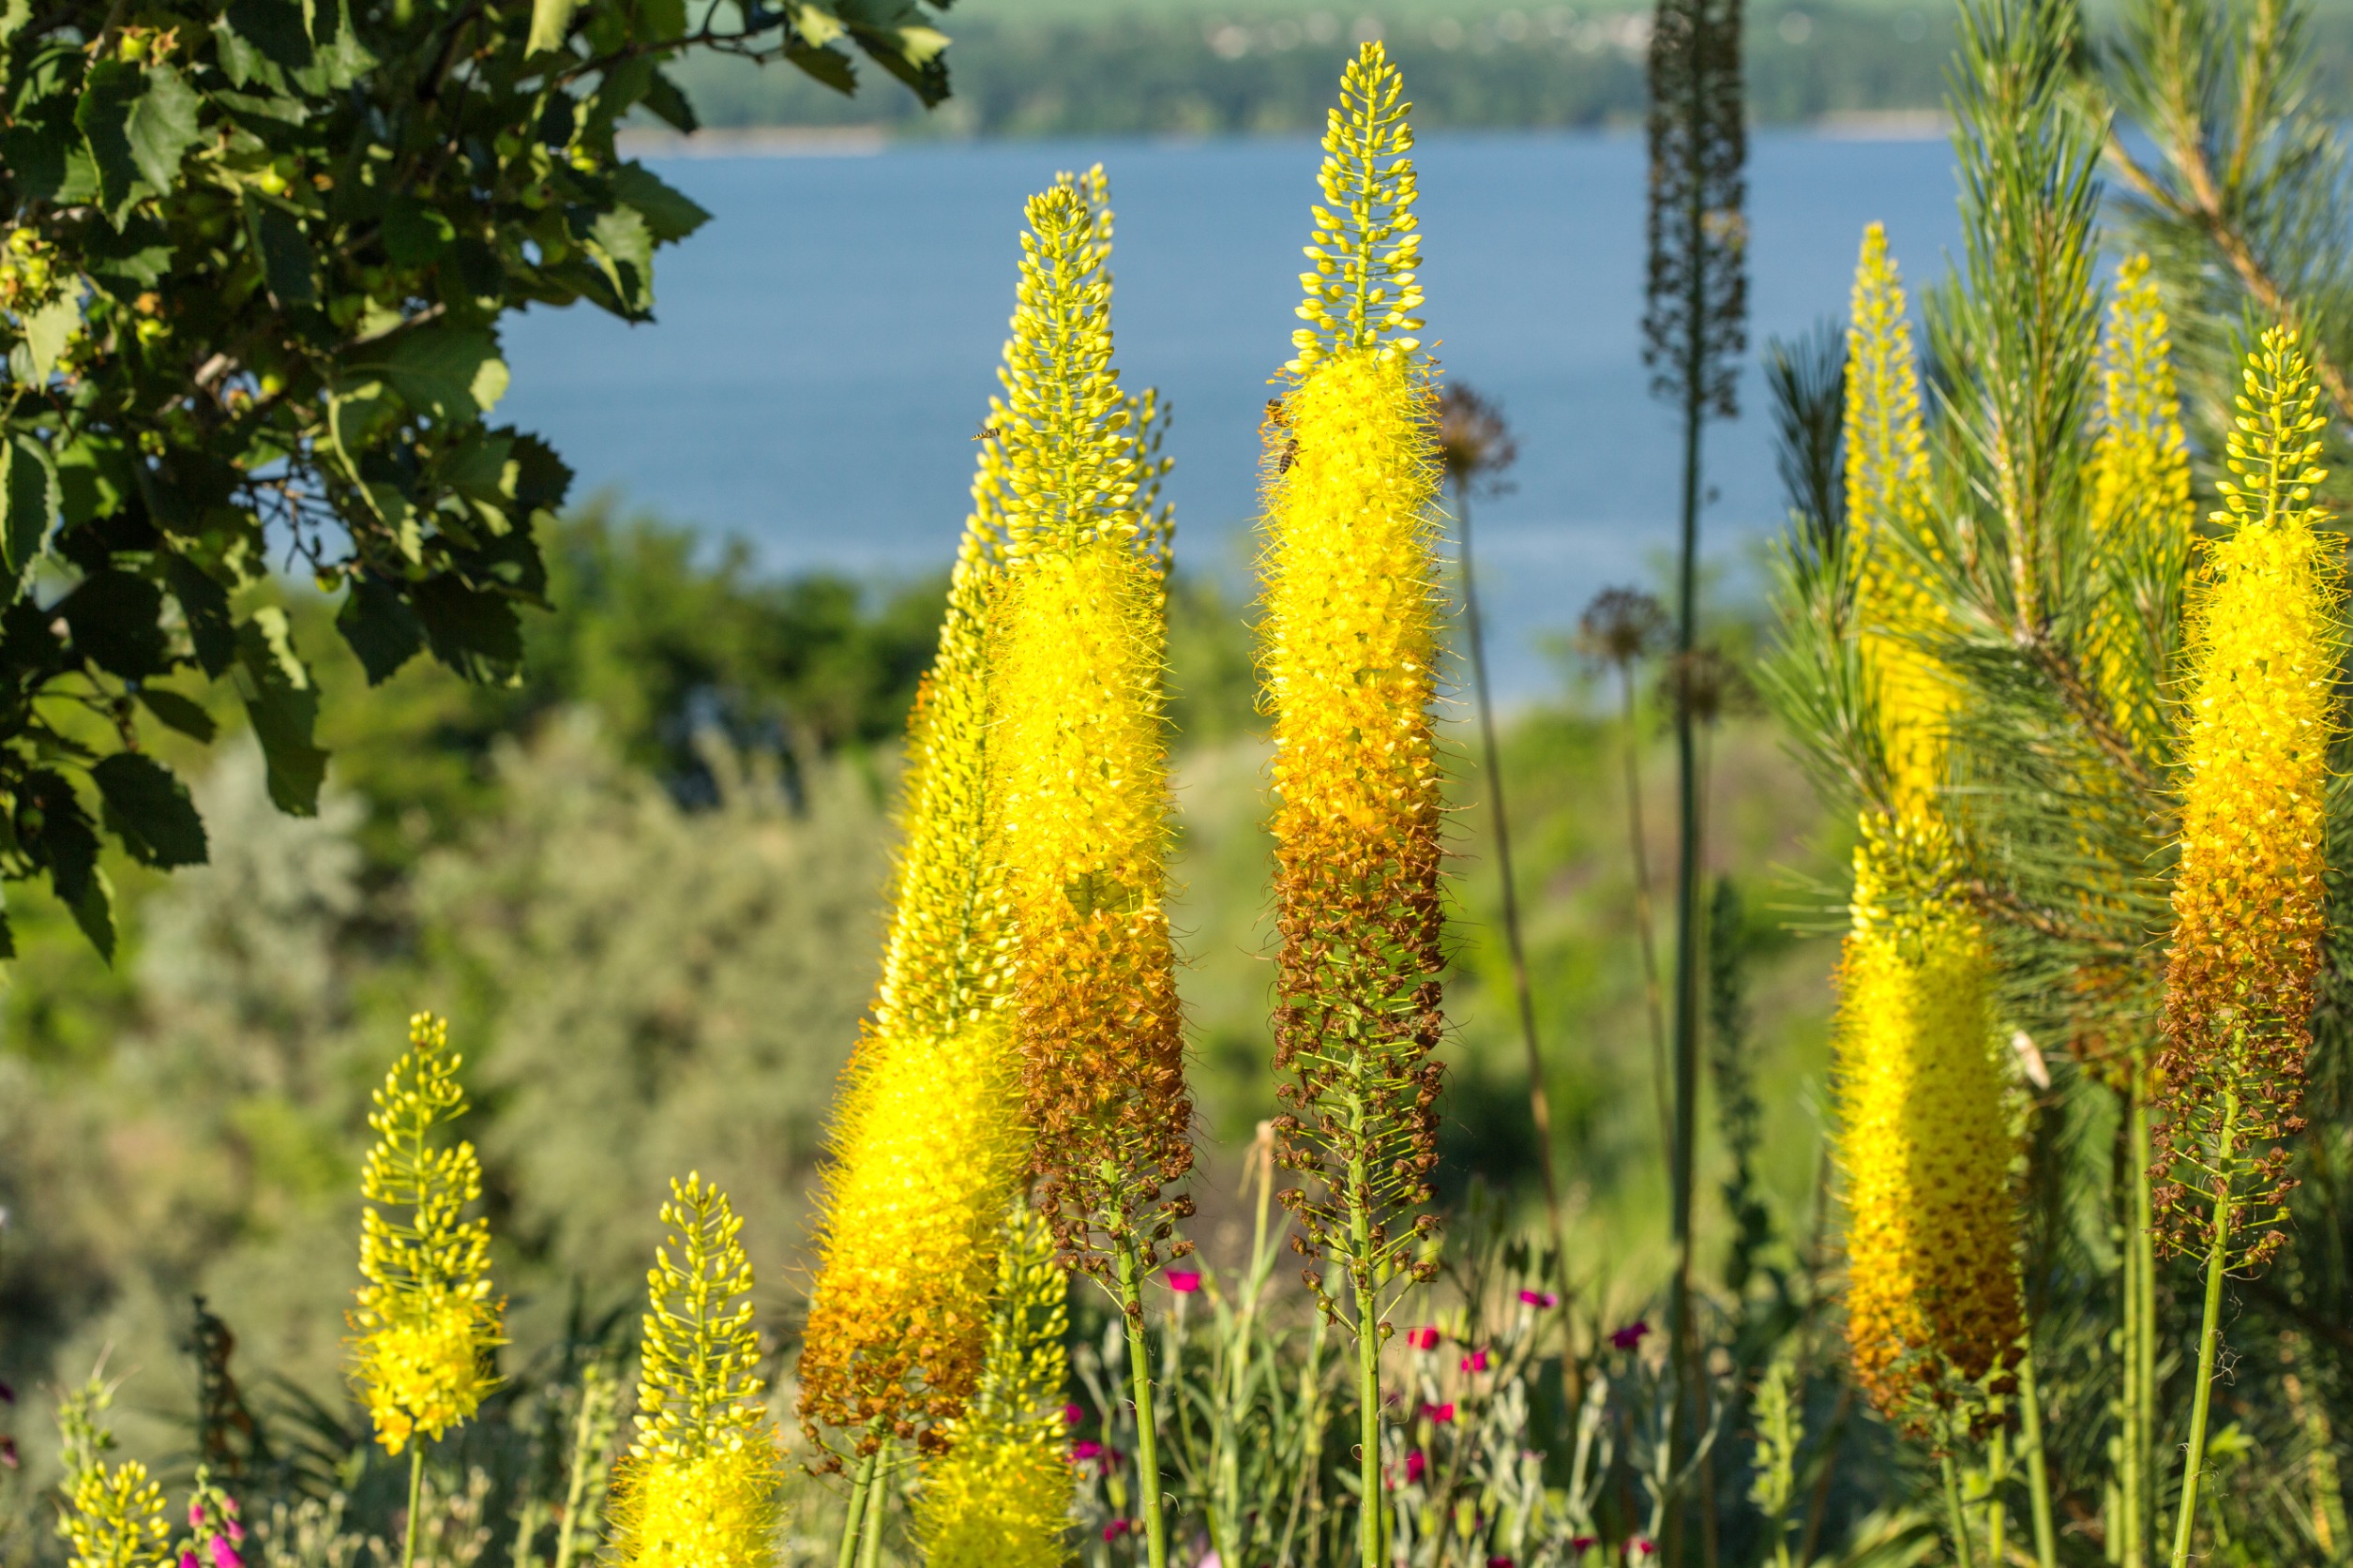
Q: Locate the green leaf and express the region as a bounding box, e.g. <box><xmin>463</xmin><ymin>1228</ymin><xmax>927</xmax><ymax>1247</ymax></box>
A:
<box><xmin>612</xmin><ymin>162</ymin><xmax>712</xmax><ymax>243</ymax></box>
<box><xmin>1</xmin><ymin>123</ymin><xmax>68</xmax><ymax>204</ymax></box>
<box><xmin>222</xmin><ymin>0</ymin><xmax>315</xmax><ymax>76</ymax></box>
<box><xmin>234</xmin><ymin>608</ymin><xmax>326</xmax><ymax>814</ymax></box>
<box><xmin>21</xmin><ymin>767</ymin><xmax>109</xmax><ymax>956</ymax></box>
<box><xmin>358</xmin><ymin>326</ymin><xmax>510</xmax><ymax>424</ymax></box>
<box><xmin>1</xmin><ymin>433</ymin><xmax>58</xmax><ymax>587</ymax></box>
<box><xmin>527</xmin><ymin>0</ymin><xmax>581</xmax><ymax>54</ymax></box>
<box><xmin>161</xmin><ymin>553</ymin><xmax>237</xmax><ymax>676</ymax></box>
<box><xmin>136</xmin><ymin>686</ymin><xmax>219</xmax><ymax>743</ymax></box>
<box><xmin>336</xmin><ymin>571</ymin><xmax>427</xmax><ymax>685</ymax></box>
<box><xmin>94</xmin><ymin>752</ymin><xmax>208</xmax><ymax>868</ymax></box>
<box><xmin>641</xmin><ymin>69</ymin><xmax>700</xmax><ymax>133</ymax></box>
<box><xmin>59</xmin><ymin>569</ymin><xmax>171</xmax><ymax>678</ymax></box>
<box><xmin>412</xmin><ymin>574</ymin><xmax>523</xmax><ymax>683</ymax></box>
<box><xmin>22</xmin><ymin>294</ymin><xmax>82</xmax><ymax>382</ymax></box>
<box><xmin>70</xmin><ymin>865</ymin><xmax>116</xmax><ymax>961</ymax></box>
<box><xmin>77</xmin><ymin>60</ymin><xmax>204</xmax><ymax>224</ymax></box>
<box><xmin>584</xmin><ymin>204</ymin><xmax>655</xmax><ymax>315</ymax></box>
<box><xmin>244</xmin><ymin>197</ymin><xmax>319</xmax><ymax>306</ymax></box>
<box><xmin>382</xmin><ymin>196</ymin><xmax>456</xmax><ymax>267</ymax></box>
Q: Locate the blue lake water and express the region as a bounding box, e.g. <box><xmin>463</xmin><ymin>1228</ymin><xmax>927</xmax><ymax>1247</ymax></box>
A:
<box><xmin>500</xmin><ymin>129</ymin><xmax>1964</xmax><ymax>696</ymax></box>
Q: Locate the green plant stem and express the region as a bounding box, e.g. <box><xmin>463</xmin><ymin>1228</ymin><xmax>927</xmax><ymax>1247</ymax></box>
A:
<box><xmin>1986</xmin><ymin>1426</ymin><xmax>2009</xmax><ymax>1568</ymax></box>
<box><xmin>1347</xmin><ymin>1150</ymin><xmax>1385</xmax><ymax>1568</ymax></box>
<box><xmin>2130</xmin><ymin>1088</ymin><xmax>2158</xmax><ymax>1568</ymax></box>
<box><xmin>1117</xmin><ymin>1239</ymin><xmax>1171</xmax><ymax>1568</ymax></box>
<box><xmin>834</xmin><ymin>1447</ymin><xmax>877</xmax><ymax>1568</ymax></box>
<box><xmin>2017</xmin><ymin>1342</ymin><xmax>2059</xmax><ymax>1568</ymax></box>
<box><xmin>858</xmin><ymin>1443</ymin><xmax>890</xmax><ymax>1568</ymax></box>
<box><xmin>402</xmin><ymin>1445</ymin><xmax>425</xmax><ymax>1568</ymax></box>
<box><xmin>2168</xmin><ymin>1091</ymin><xmax>2240</xmax><ymax>1568</ymax></box>
<box><xmin>1942</xmin><ymin>1453</ymin><xmax>1977</xmax><ymax>1568</ymax></box>
<box><xmin>1615</xmin><ymin>661</ymin><xmax>1675</xmax><ymax>1169</ymax></box>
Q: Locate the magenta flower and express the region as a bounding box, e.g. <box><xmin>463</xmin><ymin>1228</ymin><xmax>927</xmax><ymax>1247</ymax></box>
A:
<box><xmin>1405</xmin><ymin>1450</ymin><xmax>1428</xmax><ymax>1484</ymax></box>
<box><xmin>1071</xmin><ymin>1440</ymin><xmax>1103</xmax><ymax>1462</ymax></box>
<box><xmin>180</xmin><ymin>1554</ymin><xmax>199</xmax><ymax>1568</ymax></box>
<box><xmin>1167</xmin><ymin>1271</ymin><xmax>1202</xmax><ymax>1294</ymax></box>
<box><xmin>1517</xmin><ymin>1289</ymin><xmax>1558</xmax><ymax>1308</ymax></box>
<box><xmin>1571</xmin><ymin>1538</ymin><xmax>1597</xmax><ymax>1553</ymax></box>
<box><xmin>0</xmin><ymin>1436</ymin><xmax>17</xmax><ymax>1470</ymax></box>
<box><xmin>1627</xmin><ymin>1539</ymin><xmax>1657</xmax><ymax>1560</ymax></box>
<box><xmin>1459</xmin><ymin>1348</ymin><xmax>1490</xmax><ymax>1373</ymax></box>
<box><xmin>1103</xmin><ymin>1519</ymin><xmax>1133</xmax><ymax>1543</ymax></box>
<box><xmin>1609</xmin><ymin>1319</ymin><xmax>1651</xmax><ymax>1350</ymax></box>
<box><xmin>209</xmin><ymin>1538</ymin><xmax>243</xmax><ymax>1568</ymax></box>
<box><xmin>1406</xmin><ymin>1325</ymin><xmax>1442</xmax><ymax>1350</ymax></box>
<box><xmin>1063</xmin><ymin>1402</ymin><xmax>1084</xmax><ymax>1425</ymax></box>
<box><xmin>1422</xmin><ymin>1401</ymin><xmax>1456</xmax><ymax>1425</ymax></box>
<box><xmin>1488</xmin><ymin>1559</ymin><xmax>1516</xmax><ymax>1568</ymax></box>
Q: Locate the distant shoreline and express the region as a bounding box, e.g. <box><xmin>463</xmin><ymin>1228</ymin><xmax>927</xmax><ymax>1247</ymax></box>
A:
<box><xmin>616</xmin><ymin>110</ymin><xmax>1953</xmax><ymax>159</ymax></box>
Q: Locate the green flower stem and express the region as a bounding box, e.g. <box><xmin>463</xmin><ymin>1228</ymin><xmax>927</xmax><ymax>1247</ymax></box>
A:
<box><xmin>2169</xmin><ymin>1090</ymin><xmax>2240</xmax><ymax>1568</ymax></box>
<box><xmin>2016</xmin><ymin>1342</ymin><xmax>2058</xmax><ymax>1568</ymax></box>
<box><xmin>1941</xmin><ymin>1453</ymin><xmax>1976</xmax><ymax>1568</ymax></box>
<box><xmin>858</xmin><ymin>1441</ymin><xmax>891</xmax><ymax>1568</ymax></box>
<box><xmin>834</xmin><ymin>1446</ymin><xmax>877</xmax><ymax>1568</ymax></box>
<box><xmin>2129</xmin><ymin>1088</ymin><xmax>2158</xmax><ymax>1568</ymax></box>
<box><xmin>1116</xmin><ymin>1238</ymin><xmax>1170</xmax><ymax>1568</ymax></box>
<box><xmin>1350</xmin><ymin>1139</ymin><xmax>1385</xmax><ymax>1568</ymax></box>
<box><xmin>1984</xmin><ymin>1425</ymin><xmax>2008</xmax><ymax>1568</ymax></box>
<box><xmin>402</xmin><ymin>1446</ymin><xmax>425</xmax><ymax>1568</ymax></box>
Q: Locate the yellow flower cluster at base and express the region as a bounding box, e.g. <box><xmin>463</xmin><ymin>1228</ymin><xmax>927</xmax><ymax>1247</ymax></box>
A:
<box><xmin>351</xmin><ymin>1289</ymin><xmax>501</xmax><ymax>1456</ymax></box>
<box><xmin>609</xmin><ymin>1440</ymin><xmax>790</xmax><ymax>1568</ymax></box>
<box><xmin>1834</xmin><ymin>815</ymin><xmax>2020</xmax><ymax>1421</ymax></box>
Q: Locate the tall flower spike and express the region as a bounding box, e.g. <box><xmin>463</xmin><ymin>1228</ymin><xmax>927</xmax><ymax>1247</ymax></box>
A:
<box><xmin>798</xmin><ymin>301</ymin><xmax>1033</xmax><ymax>1452</ymax></box>
<box><xmin>991</xmin><ymin>173</ymin><xmax>1191</xmax><ymax>1274</ymax></box>
<box><xmin>915</xmin><ymin>1204</ymin><xmax>1076</xmax><ymax>1568</ymax></box>
<box><xmin>349</xmin><ymin>1013</ymin><xmax>502</xmax><ymax>1455</ymax></box>
<box><xmin>2086</xmin><ymin>254</ymin><xmax>2194</xmax><ymax>756</ymax></box>
<box><xmin>1842</xmin><ymin>223</ymin><xmax>1943</xmax><ymax>816</ymax></box>
<box><xmin>1833</xmin><ymin>817</ymin><xmax>2021</xmax><ymax>1422</ymax></box>
<box><xmin>1262</xmin><ymin>44</ymin><xmax>1444</xmax><ymax>1568</ymax></box>
<box><xmin>2152</xmin><ymin>325</ymin><xmax>2343</xmax><ymax>1272</ymax></box>
<box><xmin>611</xmin><ymin>1175</ymin><xmax>787</xmax><ymax>1568</ymax></box>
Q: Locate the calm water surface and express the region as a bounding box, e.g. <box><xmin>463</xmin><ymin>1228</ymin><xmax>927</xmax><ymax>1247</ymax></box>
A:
<box><xmin>501</xmin><ymin>129</ymin><xmax>1964</xmax><ymax>695</ymax></box>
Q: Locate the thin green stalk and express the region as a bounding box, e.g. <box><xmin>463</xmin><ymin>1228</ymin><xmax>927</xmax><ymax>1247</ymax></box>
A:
<box><xmin>553</xmin><ymin>1368</ymin><xmax>612</xmax><ymax>1568</ymax></box>
<box><xmin>834</xmin><ymin>1447</ymin><xmax>877</xmax><ymax>1568</ymax></box>
<box><xmin>2168</xmin><ymin>1092</ymin><xmax>2240</xmax><ymax>1568</ymax></box>
<box><xmin>1943</xmin><ymin>1453</ymin><xmax>1978</xmax><ymax>1568</ymax></box>
<box><xmin>857</xmin><ymin>1443</ymin><xmax>891</xmax><ymax>1568</ymax></box>
<box><xmin>2017</xmin><ymin>1342</ymin><xmax>2059</xmax><ymax>1568</ymax></box>
<box><xmin>1986</xmin><ymin>1426</ymin><xmax>2009</xmax><ymax>1568</ymax></box>
<box><xmin>1348</xmin><ymin>1130</ymin><xmax>1385</xmax><ymax>1568</ymax></box>
<box><xmin>1117</xmin><ymin>1239</ymin><xmax>1171</xmax><ymax>1568</ymax></box>
<box><xmin>1617</xmin><ymin>661</ymin><xmax>1674</xmax><ymax>1167</ymax></box>
<box><xmin>402</xmin><ymin>1445</ymin><xmax>425</xmax><ymax>1568</ymax></box>
<box><xmin>2130</xmin><ymin>1089</ymin><xmax>2158</xmax><ymax>1568</ymax></box>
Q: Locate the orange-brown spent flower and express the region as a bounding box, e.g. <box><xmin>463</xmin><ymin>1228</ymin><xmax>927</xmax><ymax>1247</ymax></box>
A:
<box><xmin>2152</xmin><ymin>326</ymin><xmax>2343</xmax><ymax>1271</ymax></box>
<box><xmin>1834</xmin><ymin>814</ymin><xmax>2021</xmax><ymax>1424</ymax></box>
<box><xmin>1260</xmin><ymin>343</ymin><xmax>1447</xmax><ymax>1301</ymax></box>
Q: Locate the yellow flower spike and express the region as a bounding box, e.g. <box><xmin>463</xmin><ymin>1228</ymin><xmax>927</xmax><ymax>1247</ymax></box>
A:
<box><xmin>1833</xmin><ymin>817</ymin><xmax>2021</xmax><ymax>1423</ymax></box>
<box><xmin>348</xmin><ymin>1012</ymin><xmax>503</xmax><ymax>1455</ymax></box>
<box><xmin>1842</xmin><ymin>223</ymin><xmax>1946</xmax><ymax>816</ymax></box>
<box><xmin>611</xmin><ymin>1175</ymin><xmax>787</xmax><ymax>1568</ymax></box>
<box><xmin>1262</xmin><ymin>39</ymin><xmax>1447</xmax><ymax>1313</ymax></box>
<box><xmin>53</xmin><ymin>1379</ymin><xmax>171</xmax><ymax>1568</ymax></box>
<box><xmin>988</xmin><ymin>173</ymin><xmax>1191</xmax><ymax>1272</ymax></box>
<box><xmin>916</xmin><ymin>1204</ymin><xmax>1076</xmax><ymax>1568</ymax></box>
<box><xmin>2153</xmin><ymin>325</ymin><xmax>2345</xmax><ymax>1271</ymax></box>
<box><xmin>2086</xmin><ymin>254</ymin><xmax>2194</xmax><ymax>753</ymax></box>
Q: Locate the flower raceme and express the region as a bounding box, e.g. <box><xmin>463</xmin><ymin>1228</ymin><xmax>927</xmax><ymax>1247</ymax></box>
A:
<box><xmin>916</xmin><ymin>1205</ymin><xmax>1077</xmax><ymax>1568</ymax></box>
<box><xmin>1263</xmin><ymin>42</ymin><xmax>1447</xmax><ymax>1314</ymax></box>
<box><xmin>348</xmin><ymin>1013</ymin><xmax>502</xmax><ymax>1456</ymax></box>
<box><xmin>799</xmin><ymin>406</ymin><xmax>1027</xmax><ymax>1450</ymax></box>
<box><xmin>1833</xmin><ymin>816</ymin><xmax>2020</xmax><ymax>1420</ymax></box>
<box><xmin>988</xmin><ymin>174</ymin><xmax>1192</xmax><ymax>1274</ymax></box>
<box><xmin>2153</xmin><ymin>327</ymin><xmax>2345</xmax><ymax>1270</ymax></box>
<box><xmin>610</xmin><ymin>1175</ymin><xmax>786</xmax><ymax>1568</ymax></box>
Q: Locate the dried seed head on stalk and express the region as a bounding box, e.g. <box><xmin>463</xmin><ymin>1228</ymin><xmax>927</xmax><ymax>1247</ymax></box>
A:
<box><xmin>1833</xmin><ymin>816</ymin><xmax>2022</xmax><ymax>1425</ymax></box>
<box><xmin>2152</xmin><ymin>326</ymin><xmax>2343</xmax><ymax>1272</ymax></box>
<box><xmin>1576</xmin><ymin>586</ymin><xmax>1669</xmax><ymax>672</ymax></box>
<box><xmin>1262</xmin><ymin>41</ymin><xmax>1447</xmax><ymax>1322</ymax></box>
<box><xmin>989</xmin><ymin>173</ymin><xmax>1193</xmax><ymax>1283</ymax></box>
<box><xmin>798</xmin><ymin>309</ymin><xmax>1027</xmax><ymax>1458</ymax></box>
<box><xmin>348</xmin><ymin>1013</ymin><xmax>503</xmax><ymax>1455</ymax></box>
<box><xmin>610</xmin><ymin>1176</ymin><xmax>786</xmax><ymax>1568</ymax></box>
<box><xmin>915</xmin><ymin>1204</ymin><xmax>1075</xmax><ymax>1568</ymax></box>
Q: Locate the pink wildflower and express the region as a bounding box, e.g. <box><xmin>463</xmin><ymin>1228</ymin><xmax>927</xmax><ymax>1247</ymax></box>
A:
<box><xmin>1405</xmin><ymin>1450</ymin><xmax>1427</xmax><ymax>1484</ymax></box>
<box><xmin>1063</xmin><ymin>1403</ymin><xmax>1084</xmax><ymax>1425</ymax></box>
<box><xmin>1406</xmin><ymin>1326</ymin><xmax>1442</xmax><ymax>1350</ymax></box>
<box><xmin>1609</xmin><ymin>1319</ymin><xmax>1651</xmax><ymax>1350</ymax></box>
<box><xmin>1167</xmin><ymin>1271</ymin><xmax>1202</xmax><ymax>1293</ymax></box>
<box><xmin>1072</xmin><ymin>1440</ymin><xmax>1103</xmax><ymax>1462</ymax></box>
<box><xmin>1104</xmin><ymin>1519</ymin><xmax>1133</xmax><ymax>1543</ymax></box>
<box><xmin>1423</xmin><ymin>1401</ymin><xmax>1456</xmax><ymax>1425</ymax></box>
<box><xmin>1518</xmin><ymin>1289</ymin><xmax>1558</xmax><ymax>1308</ymax></box>
<box><xmin>1459</xmin><ymin>1348</ymin><xmax>1490</xmax><ymax>1373</ymax></box>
